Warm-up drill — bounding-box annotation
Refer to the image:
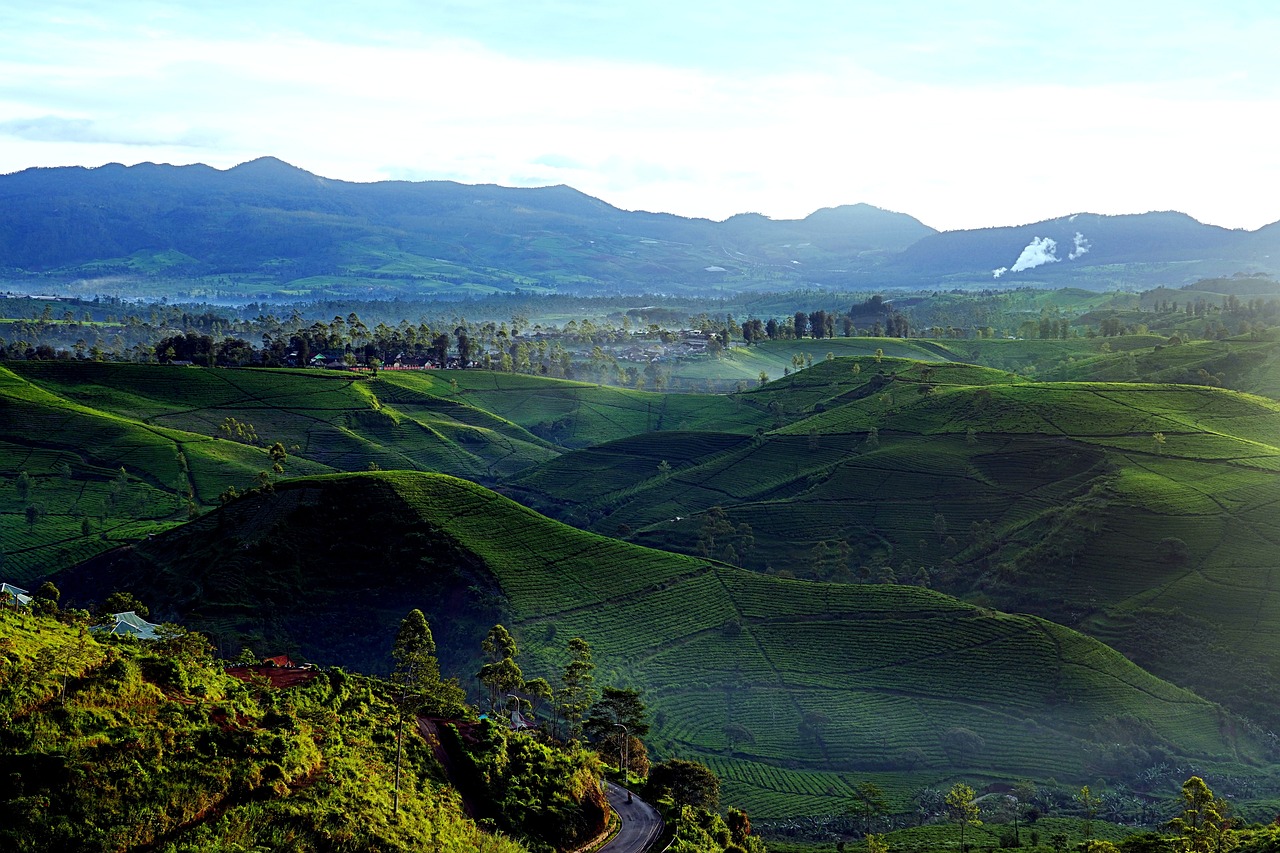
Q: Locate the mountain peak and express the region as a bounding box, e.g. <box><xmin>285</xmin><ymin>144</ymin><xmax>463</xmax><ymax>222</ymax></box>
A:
<box><xmin>226</xmin><ymin>156</ymin><xmax>312</xmax><ymax>177</ymax></box>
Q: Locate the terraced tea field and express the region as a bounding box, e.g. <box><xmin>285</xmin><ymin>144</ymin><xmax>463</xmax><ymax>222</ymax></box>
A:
<box><xmin>0</xmin><ymin>364</ymin><xmax>332</xmax><ymax>581</ymax></box>
<box><xmin>64</xmin><ymin>472</ymin><xmax>1268</xmax><ymax>820</ymax></box>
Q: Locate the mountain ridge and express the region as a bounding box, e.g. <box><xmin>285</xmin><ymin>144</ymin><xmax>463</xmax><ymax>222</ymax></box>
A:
<box><xmin>6</xmin><ymin>157</ymin><xmax>1274</xmax><ymax>297</ymax></box>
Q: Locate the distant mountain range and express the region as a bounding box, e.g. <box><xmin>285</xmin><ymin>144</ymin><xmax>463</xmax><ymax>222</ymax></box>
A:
<box><xmin>1</xmin><ymin>157</ymin><xmax>1277</xmax><ymax>299</ymax></box>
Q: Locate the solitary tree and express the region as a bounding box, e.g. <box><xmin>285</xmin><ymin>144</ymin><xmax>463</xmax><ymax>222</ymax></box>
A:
<box><xmin>33</xmin><ymin>582</ymin><xmax>60</xmax><ymax>614</ymax></box>
<box><xmin>477</xmin><ymin>624</ymin><xmax>524</xmax><ymax>711</ymax></box>
<box><xmin>946</xmin><ymin>783</ymin><xmax>981</xmax><ymax>853</ymax></box>
<box><xmin>850</xmin><ymin>781</ymin><xmax>888</xmax><ymax>835</ymax></box>
<box><xmin>1076</xmin><ymin>785</ymin><xmax>1099</xmax><ymax>843</ymax></box>
<box><xmin>478</xmin><ymin>657</ymin><xmax>525</xmax><ymax>715</ymax></box>
<box><xmin>267</xmin><ymin>442</ymin><xmax>288</xmax><ymax>475</ymax></box>
<box><xmin>646</xmin><ymin>758</ymin><xmax>720</xmax><ymax>811</ymax></box>
<box><xmin>522</xmin><ymin>676</ymin><xmax>553</xmax><ymax>719</ymax></box>
<box><xmin>15</xmin><ymin>470</ymin><xmax>31</xmax><ymax>501</ymax></box>
<box><xmin>100</xmin><ymin>591</ymin><xmax>149</xmax><ymax>619</ymax></box>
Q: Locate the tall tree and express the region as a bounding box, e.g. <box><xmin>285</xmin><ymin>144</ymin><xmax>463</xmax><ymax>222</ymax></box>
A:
<box><xmin>481</xmin><ymin>623</ymin><xmax>518</xmax><ymax>662</ymax></box>
<box><xmin>1171</xmin><ymin>776</ymin><xmax>1231</xmax><ymax>853</ymax></box>
<box><xmin>851</xmin><ymin>781</ymin><xmax>888</xmax><ymax>835</ymax></box>
<box><xmin>1076</xmin><ymin>785</ymin><xmax>1099</xmax><ymax>842</ymax></box>
<box><xmin>477</xmin><ymin>623</ymin><xmax>525</xmax><ymax>712</ymax></box>
<box><xmin>390</xmin><ymin>609</ymin><xmax>454</xmax><ymax>817</ymax></box>
<box><xmin>556</xmin><ymin>637</ymin><xmax>596</xmax><ymax>741</ymax></box>
<box><xmin>583</xmin><ymin>686</ymin><xmax>650</xmax><ymax>772</ymax></box>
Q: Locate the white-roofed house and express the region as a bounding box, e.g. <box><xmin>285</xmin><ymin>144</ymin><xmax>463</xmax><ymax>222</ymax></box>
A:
<box><xmin>94</xmin><ymin>610</ymin><xmax>162</xmax><ymax>640</ymax></box>
<box><xmin>1</xmin><ymin>583</ymin><xmax>32</xmax><ymax>608</ymax></box>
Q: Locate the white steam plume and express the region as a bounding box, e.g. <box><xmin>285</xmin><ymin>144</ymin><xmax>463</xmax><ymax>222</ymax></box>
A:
<box><xmin>1068</xmin><ymin>231</ymin><xmax>1091</xmax><ymax>260</ymax></box>
<box><xmin>1010</xmin><ymin>236</ymin><xmax>1060</xmax><ymax>272</ymax></box>
<box><xmin>992</xmin><ymin>266</ymin><xmax>1008</xmax><ymax>278</ymax></box>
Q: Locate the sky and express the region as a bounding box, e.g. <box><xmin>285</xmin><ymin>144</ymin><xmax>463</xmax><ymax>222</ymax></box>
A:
<box><xmin>1</xmin><ymin>0</ymin><xmax>1278</xmax><ymax>232</ymax></box>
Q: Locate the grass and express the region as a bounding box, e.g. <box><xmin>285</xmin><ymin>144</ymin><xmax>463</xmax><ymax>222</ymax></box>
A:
<box><xmin>8</xmin><ymin>361</ymin><xmax>560</xmax><ymax>481</ymax></box>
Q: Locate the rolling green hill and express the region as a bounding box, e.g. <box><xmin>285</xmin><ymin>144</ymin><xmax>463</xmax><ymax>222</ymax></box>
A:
<box><xmin>666</xmin><ymin>331</ymin><xmax>1280</xmax><ymax>398</ymax></box>
<box><xmin>435</xmin><ymin>369</ymin><xmax>774</xmax><ymax>447</ymax></box>
<box><xmin>7</xmin><ymin>361</ymin><xmax>560</xmax><ymax>479</ymax></box>
<box><xmin>0</xmin><ymin>362</ymin><xmax>775</xmax><ymax>583</ymax></box>
<box><xmin>508</xmin><ymin>357</ymin><xmax>1280</xmax><ymax>729</ymax></box>
<box><xmin>56</xmin><ymin>471</ymin><xmax>1272</xmax><ymax>820</ymax></box>
<box><xmin>0</xmin><ymin>363</ymin><xmax>340</xmax><ymax>581</ymax></box>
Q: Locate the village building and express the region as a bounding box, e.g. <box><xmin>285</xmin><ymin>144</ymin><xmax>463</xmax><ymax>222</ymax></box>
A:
<box><xmin>1</xmin><ymin>582</ymin><xmax>32</xmax><ymax>608</ymax></box>
<box><xmin>93</xmin><ymin>610</ymin><xmax>162</xmax><ymax>640</ymax></box>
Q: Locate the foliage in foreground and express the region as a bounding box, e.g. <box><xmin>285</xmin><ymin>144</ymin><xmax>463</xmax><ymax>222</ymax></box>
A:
<box><xmin>437</xmin><ymin>717</ymin><xmax>609</xmax><ymax>853</ymax></box>
<box><xmin>0</xmin><ymin>606</ymin><xmax>526</xmax><ymax>852</ymax></box>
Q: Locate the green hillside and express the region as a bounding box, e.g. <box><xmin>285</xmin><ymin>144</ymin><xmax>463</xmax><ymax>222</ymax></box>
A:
<box><xmin>676</xmin><ymin>331</ymin><xmax>1280</xmax><ymax>398</ymax></box>
<box><xmin>509</xmin><ymin>357</ymin><xmax>1280</xmax><ymax>729</ymax></box>
<box><xmin>1034</xmin><ymin>334</ymin><xmax>1280</xmax><ymax>399</ymax></box>
<box><xmin>7</xmin><ymin>361</ymin><xmax>560</xmax><ymax>480</ymax></box>
<box><xmin>57</xmin><ymin>472</ymin><xmax>1272</xmax><ymax>821</ymax></box>
<box><xmin>0</xmin><ymin>362</ymin><xmax>773</xmax><ymax>581</ymax></box>
<box><xmin>0</xmin><ymin>364</ymin><xmax>339</xmax><ymax>582</ymax></box>
<box><xmin>663</xmin><ymin>338</ymin><xmax>958</xmax><ymax>389</ymax></box>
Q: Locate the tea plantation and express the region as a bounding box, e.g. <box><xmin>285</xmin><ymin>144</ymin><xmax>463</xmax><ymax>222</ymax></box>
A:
<box><xmin>509</xmin><ymin>357</ymin><xmax>1280</xmax><ymax>731</ymax></box>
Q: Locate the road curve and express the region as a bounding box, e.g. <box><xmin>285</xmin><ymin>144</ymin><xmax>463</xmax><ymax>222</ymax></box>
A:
<box><xmin>599</xmin><ymin>782</ymin><xmax>664</xmax><ymax>853</ymax></box>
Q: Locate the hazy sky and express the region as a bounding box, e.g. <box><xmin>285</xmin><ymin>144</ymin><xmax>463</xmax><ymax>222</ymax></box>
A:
<box><xmin>2</xmin><ymin>1</ymin><xmax>1278</xmax><ymax>231</ymax></box>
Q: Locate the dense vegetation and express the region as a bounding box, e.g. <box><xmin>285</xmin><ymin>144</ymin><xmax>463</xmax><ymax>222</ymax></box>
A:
<box><xmin>0</xmin><ymin>605</ymin><xmax>531</xmax><ymax>852</ymax></box>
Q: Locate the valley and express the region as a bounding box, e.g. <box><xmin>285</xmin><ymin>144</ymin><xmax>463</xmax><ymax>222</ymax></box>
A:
<box><xmin>3</xmin><ymin>308</ymin><xmax>1280</xmax><ymax>848</ymax></box>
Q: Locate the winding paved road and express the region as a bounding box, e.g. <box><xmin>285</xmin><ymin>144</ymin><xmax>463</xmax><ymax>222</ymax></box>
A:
<box><xmin>599</xmin><ymin>782</ymin><xmax>664</xmax><ymax>853</ymax></box>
